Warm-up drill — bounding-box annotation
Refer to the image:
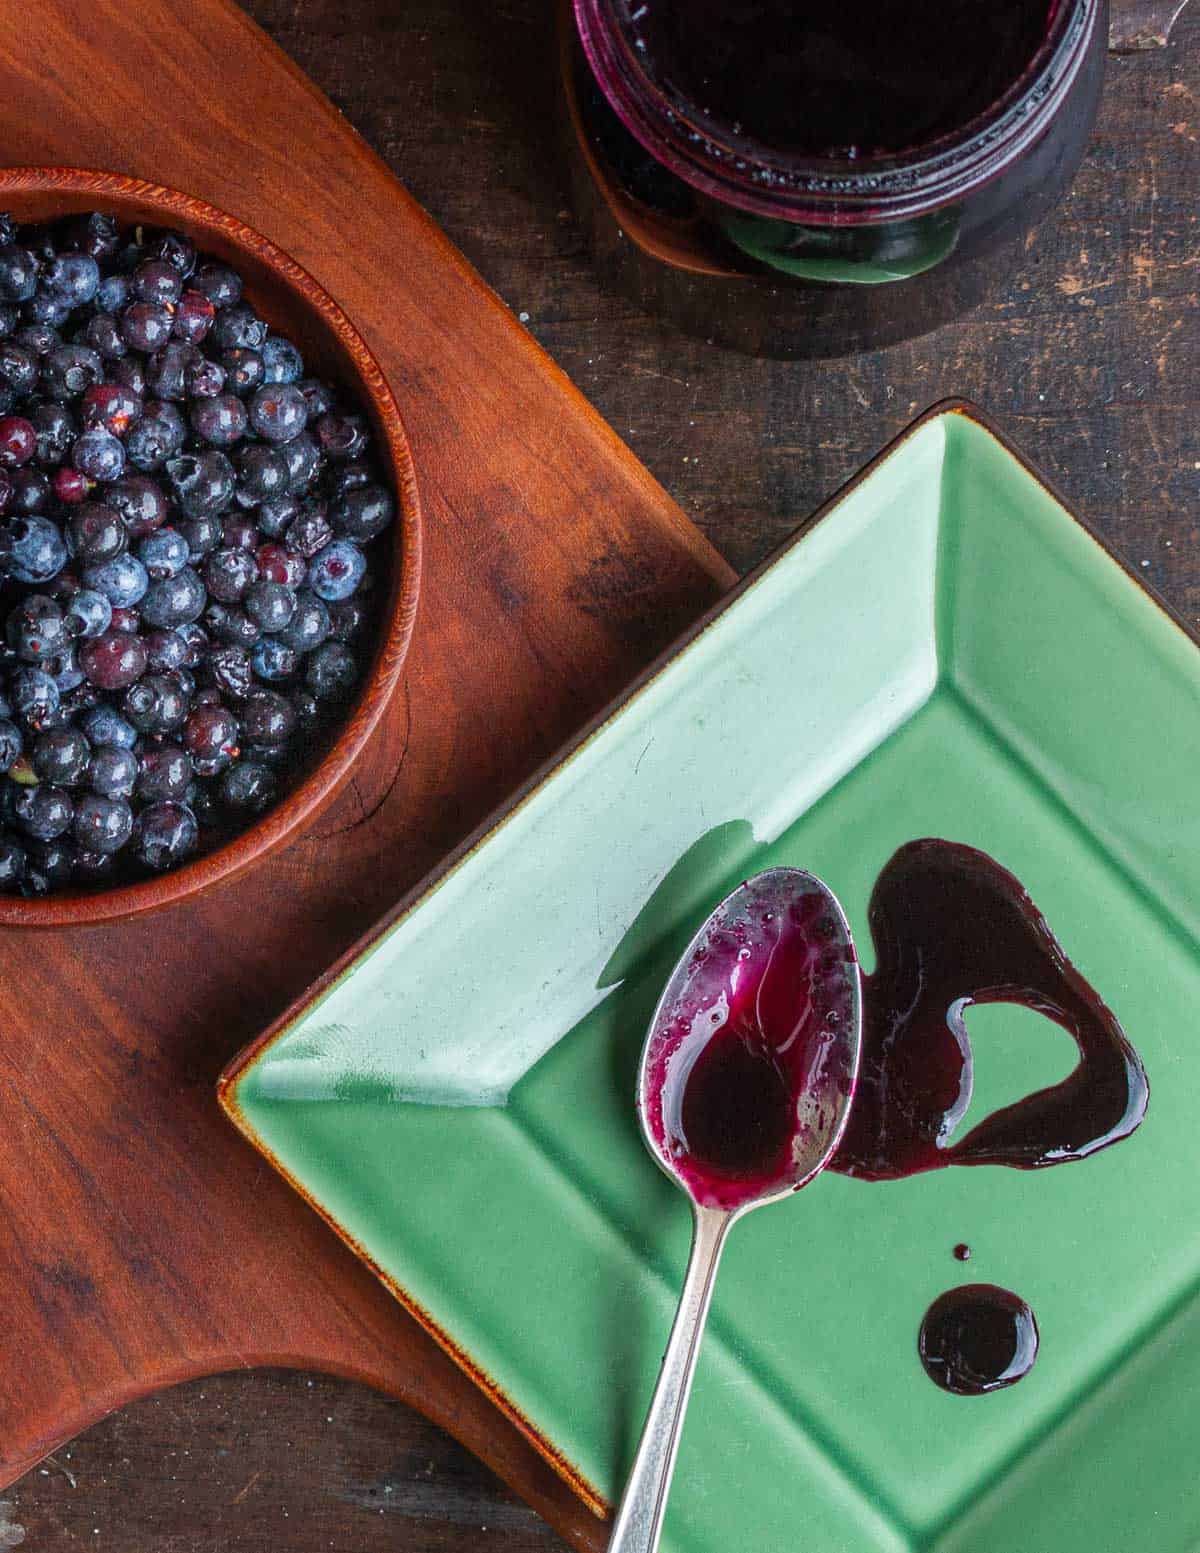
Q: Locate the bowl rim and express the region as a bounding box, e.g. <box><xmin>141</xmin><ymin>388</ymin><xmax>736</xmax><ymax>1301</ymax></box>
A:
<box><xmin>0</xmin><ymin>165</ymin><xmax>423</xmax><ymax>927</ymax></box>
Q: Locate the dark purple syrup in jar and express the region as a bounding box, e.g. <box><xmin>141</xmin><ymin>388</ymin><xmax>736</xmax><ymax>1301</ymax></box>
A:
<box><xmin>623</xmin><ymin>0</ymin><xmax>1058</xmax><ymax>159</ymax></box>
<box><xmin>919</xmin><ymin>1284</ymin><xmax>1040</xmax><ymax>1395</ymax></box>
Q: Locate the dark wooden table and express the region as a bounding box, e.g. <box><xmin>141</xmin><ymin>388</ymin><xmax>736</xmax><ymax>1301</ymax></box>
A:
<box><xmin>8</xmin><ymin>2</ymin><xmax>1198</xmax><ymax>1548</ymax></box>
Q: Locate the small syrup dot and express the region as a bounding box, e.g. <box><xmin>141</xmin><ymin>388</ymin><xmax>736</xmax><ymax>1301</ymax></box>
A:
<box><xmin>953</xmin><ymin>1243</ymin><xmax>971</xmax><ymax>1261</ymax></box>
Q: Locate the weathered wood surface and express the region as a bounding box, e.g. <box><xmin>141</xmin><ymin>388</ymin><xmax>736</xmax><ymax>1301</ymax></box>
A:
<box><xmin>7</xmin><ymin>0</ymin><xmax>1200</xmax><ymax>1547</ymax></box>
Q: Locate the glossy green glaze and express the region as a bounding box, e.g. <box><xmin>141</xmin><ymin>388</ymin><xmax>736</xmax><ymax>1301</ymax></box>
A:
<box><xmin>226</xmin><ymin>408</ymin><xmax>1199</xmax><ymax>1552</ymax></box>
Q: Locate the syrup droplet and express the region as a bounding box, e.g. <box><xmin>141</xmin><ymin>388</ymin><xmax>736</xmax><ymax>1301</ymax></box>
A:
<box><xmin>919</xmin><ymin>1284</ymin><xmax>1039</xmax><ymax>1395</ymax></box>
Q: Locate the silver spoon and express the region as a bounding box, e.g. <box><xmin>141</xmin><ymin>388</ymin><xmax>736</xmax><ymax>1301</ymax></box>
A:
<box><xmin>609</xmin><ymin>867</ymin><xmax>862</xmax><ymax>1553</ymax></box>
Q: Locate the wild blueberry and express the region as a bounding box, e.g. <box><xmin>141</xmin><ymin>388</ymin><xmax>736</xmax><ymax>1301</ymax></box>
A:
<box><xmin>7</xmin><ymin>594</ymin><xmax>66</xmax><ymax>661</ymax></box>
<box><xmin>315</xmin><ymin>411</ymin><xmax>368</xmax><ymax>460</ymax></box>
<box><xmin>63</xmin><ymin>212</ymin><xmax>122</xmax><ymax>264</ymax></box>
<box><xmin>192</xmin><ymin>264</ymin><xmax>242</xmax><ymax>309</ymax></box>
<box><xmin>135</xmin><ymin>745</ymin><xmax>193</xmax><ymax>803</ymax></box>
<box><xmin>0</xmin><ymin>832</ymin><xmax>25</xmax><ymax>889</ymax></box>
<box><xmin>278</xmin><ymin>590</ymin><xmax>330</xmax><ymax>654</ymax></box>
<box><xmin>167</xmin><ymin>450</ymin><xmax>233</xmax><ymax>519</ymax></box>
<box><xmin>191</xmin><ymin>393</ymin><xmax>248</xmax><ymax>447</ymax></box>
<box><xmin>150</xmin><ymin>231</ymin><xmax>197</xmax><ymax>278</ymax></box>
<box><xmin>42</xmin><ymin>343</ymin><xmax>104</xmax><ymax>398</ymax></box>
<box><xmin>233</xmin><ymin>443</ymin><xmax>289</xmax><ymax>505</ymax></box>
<box><xmin>1</xmin><ymin>515</ymin><xmax>68</xmax><ymax>583</ymax></box>
<box><xmin>211</xmin><ymin>302</ymin><xmax>267</xmax><ymax>351</ymax></box>
<box><xmin>73</xmin><ymin>793</ymin><xmax>133</xmax><ymax>854</ymax></box>
<box><xmin>243</xmin><ymin>580</ymin><xmax>296</xmax><ymax>634</ymax></box>
<box><xmin>254</xmin><ymin>493</ymin><xmax>300</xmax><ymax>538</ymax></box>
<box><xmin>0</xmin><ymin>342</ymin><xmax>37</xmax><ymax>394</ymax></box>
<box><xmin>95</xmin><ymin>271</ymin><xmax>130</xmax><ymax>312</ymax></box>
<box><xmin>248</xmin><ymin>384</ymin><xmax>306</xmax><ymax>443</ymax></box>
<box><xmin>137</xmin><ymin>527</ymin><xmax>188</xmax><ymax>579</ymax></box>
<box><xmin>52</xmin><ymin>467</ymin><xmax>89</xmax><ymax>504</ymax></box>
<box><xmin>0</xmin><ymin>244</ymin><xmax>38</xmax><ymax>302</ymax></box>
<box><xmin>0</xmin><ymin>416</ymin><xmax>35</xmax><ymax>468</ymax></box>
<box><xmin>240</xmin><ymin>688</ymin><xmax>296</xmax><ymax>744</ymax></box>
<box><xmin>305</xmin><ymin>641</ymin><xmax>357</xmax><ymax>700</ymax></box>
<box><xmin>204</xmin><ymin>546</ymin><xmax>257</xmax><ymax>603</ymax></box>
<box><xmin>42</xmin><ymin>253</ymin><xmax>100</xmax><ymax>307</ymax></box>
<box><xmin>333</xmin><ymin>484</ymin><xmax>394</xmax><ymax>542</ymax></box>
<box><xmin>183</xmin><ymin>703</ymin><xmax>239</xmax><ymax>765</ymax></box>
<box><xmin>174</xmin><ymin>290</ymin><xmax>215</xmax><ymax>345</ymax></box>
<box><xmin>219</xmin><ymin>760</ymin><xmax>276</xmax><ymax>813</ymax></box>
<box><xmin>7</xmin><ymin>467</ymin><xmax>51</xmax><ymax>514</ymax></box>
<box><xmin>82</xmin><ymin>553</ymin><xmax>148</xmax><ymax>608</ymax></box>
<box><xmin>145</xmin><ymin>341</ymin><xmax>196</xmax><ymax>402</ymax></box>
<box><xmin>124</xmin><ymin>672</ymin><xmax>188</xmax><ymax>734</ymax></box>
<box><xmin>220</xmin><ymin>347</ymin><xmax>264</xmax><ymax>396</ymax></box>
<box><xmin>72</xmin><ymin>428</ymin><xmax>125</xmax><ymax>482</ymax></box>
<box><xmin>253</xmin><ymin>544</ymin><xmax>305</xmax><ymax>590</ymax></box>
<box><xmin>222</xmin><ymin>513</ymin><xmax>259</xmax><ymax>551</ymax></box>
<box><xmin>32</xmin><ymin>726</ymin><xmax>90</xmax><ymax>786</ymax></box>
<box><xmin>204</xmin><ymin>643</ymin><xmax>253</xmax><ymax>701</ymax></box>
<box><xmin>79</xmin><ymin>704</ymin><xmax>136</xmax><ymax>749</ymax></box>
<box><xmin>204</xmin><ymin>603</ymin><xmax>260</xmax><ymax>647</ymax></box>
<box><xmin>280</xmin><ymin>430</ymin><xmax>321</xmax><ymax>492</ymax></box>
<box><xmin>87</xmin><ymin>743</ymin><xmax>138</xmax><ymax>799</ymax></box>
<box><xmin>86</xmin><ymin>313</ymin><xmax>126</xmax><ymax>360</ymax></box>
<box><xmin>79</xmin><ymin>629</ymin><xmax>147</xmax><ymax>690</ymax></box>
<box><xmin>307</xmin><ymin>539</ymin><xmax>365</xmax><ymax>601</ymax></box>
<box><xmin>111</xmin><ymin>355</ymin><xmax>148</xmax><ymax>397</ymax></box>
<box><xmin>119</xmin><ymin>302</ymin><xmax>172</xmax><ymax>353</ymax></box>
<box><xmin>135</xmin><ymin>801</ymin><xmax>198</xmax><ymax>869</ymax></box>
<box><xmin>308</xmin><ymin>604</ymin><xmax>351</xmax><ymax>664</ymax></box>
<box><xmin>131</xmin><ymin>258</ymin><xmax>183</xmax><ymax>308</ymax></box>
<box><xmin>250</xmin><ymin>636</ymin><xmax>297</xmax><ymax>682</ymax></box>
<box><xmin>185</xmin><ymin>355</ymin><xmax>224</xmax><ymax>398</ymax></box>
<box><xmin>126</xmin><ymin>406</ymin><xmax>183</xmax><ymax>471</ymax></box>
<box><xmin>286</xmin><ymin>502</ymin><xmax>333</xmax><ymax>559</ymax></box>
<box><xmin>29</xmin><ymin>403</ymin><xmax>76</xmax><ymax>466</ymax></box>
<box><xmin>260</xmin><ymin>335</ymin><xmax>304</xmax><ymax>384</ymax></box>
<box><xmin>47</xmin><ymin>643</ymin><xmax>86</xmax><ymax>692</ymax></box>
<box><xmin>142</xmin><ymin>627</ymin><xmax>189</xmax><ymax>673</ymax></box>
<box><xmin>179</xmin><ymin>513</ymin><xmax>222</xmax><ymax>561</ymax></box>
<box><xmin>13</xmin><ymin>783</ymin><xmax>73</xmax><ymax>840</ymax></box>
<box><xmin>22</xmin><ymin>838</ymin><xmax>76</xmax><ymax>892</ymax></box>
<box><xmin>68</xmin><ymin>503</ymin><xmax>127</xmax><ymax>564</ymax></box>
<box><xmin>81</xmin><ymin>382</ymin><xmax>142</xmax><ymax>439</ymax></box>
<box><xmin>107</xmin><ymin>473</ymin><xmax>167</xmax><ymax>536</ymax></box>
<box><xmin>0</xmin><ymin>717</ymin><xmax>22</xmax><ymax>771</ymax></box>
<box><xmin>139</xmin><ymin>566</ymin><xmax>206</xmax><ymax>628</ymax></box>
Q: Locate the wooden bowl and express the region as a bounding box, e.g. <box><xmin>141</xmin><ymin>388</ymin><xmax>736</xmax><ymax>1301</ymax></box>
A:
<box><xmin>0</xmin><ymin>167</ymin><xmax>422</xmax><ymax>926</ymax></box>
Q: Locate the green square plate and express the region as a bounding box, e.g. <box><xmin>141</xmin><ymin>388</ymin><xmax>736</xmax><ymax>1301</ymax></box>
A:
<box><xmin>220</xmin><ymin>402</ymin><xmax>1200</xmax><ymax>1553</ymax></box>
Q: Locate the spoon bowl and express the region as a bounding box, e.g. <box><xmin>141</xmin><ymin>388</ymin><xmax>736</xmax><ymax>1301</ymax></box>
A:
<box><xmin>610</xmin><ymin>868</ymin><xmax>862</xmax><ymax>1553</ymax></box>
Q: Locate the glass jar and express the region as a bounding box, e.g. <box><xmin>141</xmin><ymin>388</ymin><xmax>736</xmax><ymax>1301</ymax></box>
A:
<box><xmin>564</xmin><ymin>0</ymin><xmax>1107</xmax><ymax>355</ymax></box>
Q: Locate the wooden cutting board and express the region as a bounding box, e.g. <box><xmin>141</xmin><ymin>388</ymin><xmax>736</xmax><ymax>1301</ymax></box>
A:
<box><xmin>0</xmin><ymin>3</ymin><xmax>732</xmax><ymax>1546</ymax></box>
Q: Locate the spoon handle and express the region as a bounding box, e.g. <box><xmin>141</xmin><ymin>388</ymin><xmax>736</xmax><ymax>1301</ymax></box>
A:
<box><xmin>608</xmin><ymin>1204</ymin><xmax>733</xmax><ymax>1553</ymax></box>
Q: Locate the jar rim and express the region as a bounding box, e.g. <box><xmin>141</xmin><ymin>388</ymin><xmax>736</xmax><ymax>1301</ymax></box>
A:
<box><xmin>573</xmin><ymin>0</ymin><xmax>1098</xmax><ymax>223</ymax></box>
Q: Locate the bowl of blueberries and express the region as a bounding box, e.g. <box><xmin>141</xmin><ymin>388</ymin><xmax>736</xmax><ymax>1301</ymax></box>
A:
<box><xmin>0</xmin><ymin>167</ymin><xmax>421</xmax><ymax>924</ymax></box>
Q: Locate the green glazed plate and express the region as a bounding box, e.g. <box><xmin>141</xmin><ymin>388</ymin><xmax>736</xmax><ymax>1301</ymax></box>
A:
<box><xmin>221</xmin><ymin>403</ymin><xmax>1200</xmax><ymax>1553</ymax></box>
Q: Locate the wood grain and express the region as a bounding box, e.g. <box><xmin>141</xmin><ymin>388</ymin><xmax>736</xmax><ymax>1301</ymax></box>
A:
<box><xmin>0</xmin><ymin>0</ymin><xmax>731</xmax><ymax>1548</ymax></box>
<box><xmin>7</xmin><ymin>0</ymin><xmax>1200</xmax><ymax>1548</ymax></box>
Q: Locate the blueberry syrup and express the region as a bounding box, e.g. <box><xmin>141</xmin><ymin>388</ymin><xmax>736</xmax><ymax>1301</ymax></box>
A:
<box><xmin>834</xmin><ymin>838</ymin><xmax>1149</xmax><ymax>1181</ymax></box>
<box><xmin>919</xmin><ymin>1284</ymin><xmax>1039</xmax><ymax>1395</ymax></box>
<box><xmin>642</xmin><ymin>870</ymin><xmax>859</xmax><ymax>1211</ymax></box>
<box><xmin>623</xmin><ymin>0</ymin><xmax>1057</xmax><ymax>159</ymax></box>
<box><xmin>640</xmin><ymin>839</ymin><xmax>1146</xmax><ymax>1391</ymax></box>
